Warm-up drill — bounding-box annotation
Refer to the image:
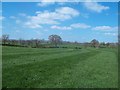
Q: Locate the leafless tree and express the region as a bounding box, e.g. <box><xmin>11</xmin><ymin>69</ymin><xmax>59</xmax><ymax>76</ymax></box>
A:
<box><xmin>34</xmin><ymin>39</ymin><xmax>40</xmax><ymax>48</ymax></box>
<box><xmin>48</xmin><ymin>35</ymin><xmax>62</xmax><ymax>47</ymax></box>
<box><xmin>2</xmin><ymin>34</ymin><xmax>9</xmax><ymax>44</ymax></box>
<box><xmin>106</xmin><ymin>42</ymin><xmax>110</xmax><ymax>47</ymax></box>
<box><xmin>91</xmin><ymin>39</ymin><xmax>99</xmax><ymax>48</ymax></box>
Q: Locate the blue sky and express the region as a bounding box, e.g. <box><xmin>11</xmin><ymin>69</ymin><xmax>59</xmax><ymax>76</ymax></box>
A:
<box><xmin>2</xmin><ymin>2</ymin><xmax>118</xmax><ymax>43</ymax></box>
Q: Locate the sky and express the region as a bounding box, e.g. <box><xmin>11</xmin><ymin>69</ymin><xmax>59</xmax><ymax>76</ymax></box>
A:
<box><xmin>1</xmin><ymin>2</ymin><xmax>118</xmax><ymax>43</ymax></box>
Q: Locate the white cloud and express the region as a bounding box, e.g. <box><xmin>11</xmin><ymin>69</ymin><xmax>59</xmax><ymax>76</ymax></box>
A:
<box><xmin>24</xmin><ymin>7</ymin><xmax>79</xmax><ymax>29</ymax></box>
<box><xmin>0</xmin><ymin>10</ymin><xmax>2</xmax><ymax>13</ymax></box>
<box><xmin>37</xmin><ymin>2</ymin><xmax>54</xmax><ymax>7</ymax></box>
<box><xmin>0</xmin><ymin>16</ymin><xmax>5</xmax><ymax>20</ymax></box>
<box><xmin>38</xmin><ymin>0</ymin><xmax>68</xmax><ymax>3</ymax></box>
<box><xmin>55</xmin><ymin>7</ymin><xmax>79</xmax><ymax>16</ymax></box>
<box><xmin>39</xmin><ymin>0</ymin><xmax>68</xmax><ymax>2</ymax></box>
<box><xmin>92</xmin><ymin>26</ymin><xmax>118</xmax><ymax>37</ymax></box>
<box><xmin>81</xmin><ymin>13</ymin><xmax>89</xmax><ymax>18</ymax></box>
<box><xmin>15</xmin><ymin>30</ymin><xmax>20</xmax><ymax>33</ymax></box>
<box><xmin>18</xmin><ymin>13</ymin><xmax>27</xmax><ymax>17</ymax></box>
<box><xmin>24</xmin><ymin>22</ymin><xmax>42</xmax><ymax>29</ymax></box>
<box><xmin>51</xmin><ymin>23</ymin><xmax>91</xmax><ymax>30</ymax></box>
<box><xmin>83</xmin><ymin>2</ymin><xmax>109</xmax><ymax>13</ymax></box>
<box><xmin>51</xmin><ymin>25</ymin><xmax>72</xmax><ymax>30</ymax></box>
<box><xmin>9</xmin><ymin>16</ymin><xmax>16</xmax><ymax>19</ymax></box>
<box><xmin>37</xmin><ymin>0</ymin><xmax>68</xmax><ymax>7</ymax></box>
<box><xmin>10</xmin><ymin>13</ymin><xmax>27</xmax><ymax>20</ymax></box>
<box><xmin>92</xmin><ymin>26</ymin><xmax>118</xmax><ymax>31</ymax></box>
<box><xmin>16</xmin><ymin>20</ymin><xmax>21</xmax><ymax>24</ymax></box>
<box><xmin>71</xmin><ymin>23</ymin><xmax>91</xmax><ymax>29</ymax></box>
<box><xmin>104</xmin><ymin>32</ymin><xmax>118</xmax><ymax>36</ymax></box>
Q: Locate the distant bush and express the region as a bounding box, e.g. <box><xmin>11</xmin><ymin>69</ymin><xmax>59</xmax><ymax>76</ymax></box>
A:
<box><xmin>61</xmin><ymin>47</ymin><xmax>68</xmax><ymax>48</ymax></box>
<box><xmin>79</xmin><ymin>47</ymin><xmax>82</xmax><ymax>49</ymax></box>
<box><xmin>75</xmin><ymin>47</ymin><xmax>81</xmax><ymax>49</ymax></box>
<box><xmin>2</xmin><ymin>44</ymin><xmax>27</xmax><ymax>47</ymax></box>
<box><xmin>40</xmin><ymin>46</ymin><xmax>60</xmax><ymax>48</ymax></box>
<box><xmin>49</xmin><ymin>46</ymin><xmax>59</xmax><ymax>48</ymax></box>
<box><xmin>99</xmin><ymin>46</ymin><xmax>106</xmax><ymax>48</ymax></box>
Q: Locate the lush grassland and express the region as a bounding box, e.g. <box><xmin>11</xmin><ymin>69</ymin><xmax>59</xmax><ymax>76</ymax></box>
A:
<box><xmin>2</xmin><ymin>46</ymin><xmax>118</xmax><ymax>88</ymax></box>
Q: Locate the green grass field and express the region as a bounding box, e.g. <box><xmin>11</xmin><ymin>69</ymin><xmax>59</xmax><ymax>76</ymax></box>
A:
<box><xmin>2</xmin><ymin>46</ymin><xmax>118</xmax><ymax>88</ymax></box>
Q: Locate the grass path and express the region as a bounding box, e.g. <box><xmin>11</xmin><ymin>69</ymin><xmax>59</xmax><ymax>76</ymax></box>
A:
<box><xmin>55</xmin><ymin>51</ymin><xmax>118</xmax><ymax>88</ymax></box>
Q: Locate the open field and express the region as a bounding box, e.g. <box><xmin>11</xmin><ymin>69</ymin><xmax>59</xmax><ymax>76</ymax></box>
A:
<box><xmin>2</xmin><ymin>46</ymin><xmax>118</xmax><ymax>88</ymax></box>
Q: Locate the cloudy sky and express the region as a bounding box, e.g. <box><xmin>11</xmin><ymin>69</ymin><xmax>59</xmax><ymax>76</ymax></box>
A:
<box><xmin>2</xmin><ymin>2</ymin><xmax>118</xmax><ymax>42</ymax></box>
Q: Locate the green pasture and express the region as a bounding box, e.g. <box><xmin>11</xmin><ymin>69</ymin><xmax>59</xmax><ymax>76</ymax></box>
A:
<box><xmin>2</xmin><ymin>46</ymin><xmax>118</xmax><ymax>88</ymax></box>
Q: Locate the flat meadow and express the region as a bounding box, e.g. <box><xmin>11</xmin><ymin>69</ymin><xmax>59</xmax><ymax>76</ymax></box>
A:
<box><xmin>2</xmin><ymin>46</ymin><xmax>118</xmax><ymax>88</ymax></box>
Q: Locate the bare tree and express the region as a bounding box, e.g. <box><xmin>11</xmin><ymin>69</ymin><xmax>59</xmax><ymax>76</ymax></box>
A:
<box><xmin>84</xmin><ymin>42</ymin><xmax>90</xmax><ymax>48</ymax></box>
<box><xmin>0</xmin><ymin>37</ymin><xmax>2</xmax><ymax>45</ymax></box>
<box><xmin>106</xmin><ymin>42</ymin><xmax>110</xmax><ymax>47</ymax></box>
<box><xmin>48</xmin><ymin>35</ymin><xmax>62</xmax><ymax>47</ymax></box>
<box><xmin>11</xmin><ymin>39</ymin><xmax>17</xmax><ymax>45</ymax></box>
<box><xmin>91</xmin><ymin>39</ymin><xmax>99</xmax><ymax>48</ymax></box>
<box><xmin>18</xmin><ymin>38</ymin><xmax>23</xmax><ymax>46</ymax></box>
<box><xmin>100</xmin><ymin>42</ymin><xmax>106</xmax><ymax>47</ymax></box>
<box><xmin>2</xmin><ymin>34</ymin><xmax>9</xmax><ymax>44</ymax></box>
<box><xmin>119</xmin><ymin>34</ymin><xmax>120</xmax><ymax>45</ymax></box>
<box><xmin>34</xmin><ymin>39</ymin><xmax>40</xmax><ymax>48</ymax></box>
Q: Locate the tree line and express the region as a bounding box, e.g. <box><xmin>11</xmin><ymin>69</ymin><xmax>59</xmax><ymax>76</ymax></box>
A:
<box><xmin>0</xmin><ymin>34</ymin><xmax>118</xmax><ymax>48</ymax></box>
<box><xmin>1</xmin><ymin>34</ymin><xmax>62</xmax><ymax>48</ymax></box>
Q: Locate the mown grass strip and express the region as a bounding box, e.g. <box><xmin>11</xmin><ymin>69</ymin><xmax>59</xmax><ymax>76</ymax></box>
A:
<box><xmin>3</xmin><ymin>50</ymin><xmax>99</xmax><ymax>88</ymax></box>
